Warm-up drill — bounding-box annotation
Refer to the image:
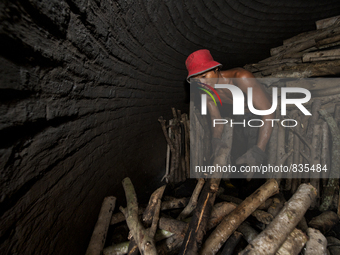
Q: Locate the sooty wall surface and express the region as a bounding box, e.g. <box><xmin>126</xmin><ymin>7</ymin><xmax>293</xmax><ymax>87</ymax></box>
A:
<box><xmin>1</xmin><ymin>0</ymin><xmax>340</xmax><ymax>254</ymax></box>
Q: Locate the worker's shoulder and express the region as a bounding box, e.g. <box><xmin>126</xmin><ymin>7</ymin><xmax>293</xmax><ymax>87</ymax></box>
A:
<box><xmin>221</xmin><ymin>67</ymin><xmax>254</xmax><ymax>78</ymax></box>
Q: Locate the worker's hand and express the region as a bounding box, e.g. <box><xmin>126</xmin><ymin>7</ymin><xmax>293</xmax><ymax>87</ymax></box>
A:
<box><xmin>235</xmin><ymin>146</ymin><xmax>267</xmax><ymax>180</ymax></box>
<box><xmin>211</xmin><ymin>138</ymin><xmax>226</xmax><ymax>159</ymax></box>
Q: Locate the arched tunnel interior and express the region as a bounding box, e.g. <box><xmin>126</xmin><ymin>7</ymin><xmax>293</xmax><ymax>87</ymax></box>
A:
<box><xmin>1</xmin><ymin>1</ymin><xmax>340</xmax><ymax>254</ymax></box>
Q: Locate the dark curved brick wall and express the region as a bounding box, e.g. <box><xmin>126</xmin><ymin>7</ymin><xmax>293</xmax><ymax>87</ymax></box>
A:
<box><xmin>1</xmin><ymin>0</ymin><xmax>340</xmax><ymax>254</ymax></box>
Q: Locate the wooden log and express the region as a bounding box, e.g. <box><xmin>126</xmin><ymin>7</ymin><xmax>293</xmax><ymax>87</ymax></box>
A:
<box><xmin>285</xmin><ymin>121</ymin><xmax>295</xmax><ymax>190</ymax></box>
<box><xmin>304</xmin><ymin>100</ymin><xmax>321</xmax><ymax>195</ymax></box>
<box><xmin>317</xmin><ymin>33</ymin><xmax>340</xmax><ymax>45</ymax></box>
<box><xmin>181</xmin><ymin>113</ymin><xmax>190</xmax><ymax>179</ymax></box>
<box><xmin>239</xmin><ymin>183</ymin><xmax>317</xmax><ymax>255</ymax></box>
<box><xmin>143</xmin><ymin>185</ymin><xmax>166</xmax><ymax>225</ymax></box>
<box><xmin>110</xmin><ymin>197</ymin><xmax>189</xmax><ymax>225</ymax></box>
<box><xmin>159</xmin><ymin>116</ymin><xmax>177</xmax><ymax>183</ymax></box>
<box><xmin>321</xmin><ymin>121</ymin><xmax>331</xmax><ymax>181</ymax></box>
<box><xmin>156</xmin><ymin>202</ymin><xmax>236</xmax><ymax>255</ymax></box>
<box><xmin>319</xmin><ymin>109</ymin><xmax>340</xmax><ymax>211</ymax></box>
<box><xmin>327</xmin><ymin>236</ymin><xmax>340</xmax><ymax>255</ymax></box>
<box><xmin>85</xmin><ymin>196</ymin><xmax>116</xmax><ymax>255</ymax></box>
<box><xmin>237</xmin><ymin>222</ymin><xmax>259</xmax><ymax>243</ymax></box>
<box><xmin>275</xmin><ymin>228</ymin><xmax>308</xmax><ymax>255</ymax></box>
<box><xmin>162</xmin><ymin>118</ymin><xmax>172</xmax><ymax>183</ymax></box>
<box><xmin>283</xmin><ymin>23</ymin><xmax>340</xmax><ymax>46</ymax></box>
<box><xmin>270</xmin><ymin>39</ymin><xmax>315</xmax><ymax>57</ymax></box>
<box><xmin>177</xmin><ymin>178</ymin><xmax>205</xmax><ymax>220</ymax></box>
<box><xmin>220</xmin><ymin>231</ymin><xmax>243</xmax><ymax>255</ymax></box>
<box><xmin>158</xmin><ymin>202</ymin><xmax>237</xmax><ymax>235</ymax></box>
<box><xmin>178</xmin><ymin>148</ymin><xmax>229</xmax><ymax>255</ymax></box>
<box><xmin>207</xmin><ymin>202</ymin><xmax>237</xmax><ymax>230</ymax></box>
<box><xmin>178</xmin><ymin>121</ymin><xmax>233</xmax><ymax>255</ymax></box>
<box><xmin>316</xmin><ymin>15</ymin><xmax>340</xmax><ymax>30</ymax></box>
<box><xmin>267</xmin><ymin>114</ymin><xmax>278</xmax><ymax>171</ymax></box>
<box><xmin>103</xmin><ymin>230</ymin><xmax>174</xmax><ymax>255</ymax></box>
<box><xmin>238</xmin><ymin>222</ymin><xmax>307</xmax><ymax>255</ymax></box>
<box><xmin>219</xmin><ymin>194</ymin><xmax>273</xmax><ymax>210</ymax></box>
<box><xmin>267</xmin><ymin>194</ymin><xmax>285</xmax><ymax>217</ymax></box>
<box><xmin>302</xmin><ymin>48</ymin><xmax>340</xmax><ymax>62</ymax></box>
<box><xmin>310</xmin><ymin>123</ymin><xmax>322</xmax><ymax>207</ymax></box>
<box><xmin>251</xmin><ymin>209</ymin><xmax>274</xmax><ymax>225</ymax></box>
<box><xmin>296</xmin><ymin>216</ymin><xmax>309</xmax><ymax>233</ymax></box>
<box><xmin>286</xmin><ymin>78</ymin><xmax>340</xmax><ymax>91</ymax></box>
<box><xmin>275</xmin><ymin>115</ymin><xmax>286</xmax><ymax>184</ymax></box>
<box><xmin>126</xmin><ymin>185</ymin><xmax>166</xmax><ymax>255</ymax></box>
<box><xmin>199</xmin><ymin>179</ymin><xmax>279</xmax><ymax>255</ymax></box>
<box><xmin>291</xmin><ymin>114</ymin><xmax>302</xmax><ymax>194</ymax></box>
<box><xmin>304</xmin><ymin>228</ymin><xmax>328</xmax><ymax>255</ymax></box>
<box><xmin>268</xmin><ymin>60</ymin><xmax>340</xmax><ymax>78</ymax></box>
<box><xmin>308</xmin><ymin>211</ymin><xmax>339</xmax><ymax>235</ymax></box>
<box><xmin>119</xmin><ymin>178</ymin><xmax>157</xmax><ymax>255</ymax></box>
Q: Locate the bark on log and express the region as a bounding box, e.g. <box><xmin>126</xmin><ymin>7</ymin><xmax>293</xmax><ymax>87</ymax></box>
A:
<box><xmin>129</xmin><ymin>185</ymin><xmax>165</xmax><ymax>255</ymax></box>
<box><xmin>302</xmin><ymin>48</ymin><xmax>340</xmax><ymax>62</ymax></box>
<box><xmin>161</xmin><ymin>197</ymin><xmax>190</xmax><ymax>211</ymax></box>
<box><xmin>327</xmin><ymin>236</ymin><xmax>340</xmax><ymax>255</ymax></box>
<box><xmin>103</xmin><ymin>230</ymin><xmax>174</xmax><ymax>255</ymax></box>
<box><xmin>305</xmin><ymin>228</ymin><xmax>328</xmax><ymax>255</ymax></box>
<box><xmin>238</xmin><ymin>223</ymin><xmax>307</xmax><ymax>255</ymax></box>
<box><xmin>267</xmin><ymin>194</ymin><xmax>285</xmax><ymax>217</ymax></box>
<box><xmin>296</xmin><ymin>216</ymin><xmax>309</xmax><ymax>233</ymax></box>
<box><xmin>239</xmin><ymin>183</ymin><xmax>317</xmax><ymax>255</ymax></box>
<box><xmin>285</xmin><ymin>123</ymin><xmax>295</xmax><ymax>190</ymax></box>
<box><xmin>310</xmin><ymin>123</ymin><xmax>322</xmax><ymax>207</ymax></box>
<box><xmin>319</xmin><ymin>109</ymin><xmax>340</xmax><ymax>211</ymax></box>
<box><xmin>110</xmin><ymin>197</ymin><xmax>189</xmax><ymax>225</ymax></box>
<box><xmin>157</xmin><ymin>202</ymin><xmax>236</xmax><ymax>255</ymax></box>
<box><xmin>237</xmin><ymin>222</ymin><xmax>259</xmax><ymax>243</ymax></box>
<box><xmin>178</xmin><ymin>122</ymin><xmax>233</xmax><ymax>255</ymax></box>
<box><xmin>85</xmin><ymin>196</ymin><xmax>116</xmax><ymax>255</ymax></box>
<box><xmin>283</xmin><ymin>23</ymin><xmax>340</xmax><ymax>46</ymax></box>
<box><xmin>177</xmin><ymin>179</ymin><xmax>205</xmax><ymax>220</ymax></box>
<box><xmin>200</xmin><ymin>179</ymin><xmax>279</xmax><ymax>255</ymax></box>
<box><xmin>316</xmin><ymin>15</ymin><xmax>340</xmax><ymax>30</ymax></box>
<box><xmin>120</xmin><ymin>178</ymin><xmax>158</xmax><ymax>255</ymax></box>
<box><xmin>220</xmin><ymin>231</ymin><xmax>243</xmax><ymax>255</ymax></box>
<box><xmin>268</xmin><ymin>60</ymin><xmax>340</xmax><ymax>78</ymax></box>
<box><xmin>286</xmin><ymin>78</ymin><xmax>340</xmax><ymax>91</ymax></box>
<box><xmin>219</xmin><ymin>194</ymin><xmax>273</xmax><ymax>210</ymax></box>
<box><xmin>291</xmin><ymin>115</ymin><xmax>301</xmax><ymax>194</ymax></box>
<box><xmin>275</xmin><ymin>228</ymin><xmax>308</xmax><ymax>255</ymax></box>
<box><xmin>308</xmin><ymin>211</ymin><xmax>339</xmax><ymax>235</ymax></box>
<box><xmin>143</xmin><ymin>185</ymin><xmax>166</xmax><ymax>225</ymax></box>
<box><xmin>159</xmin><ymin>117</ymin><xmax>177</xmax><ymax>183</ymax></box>
<box><xmin>321</xmin><ymin>121</ymin><xmax>331</xmax><ymax>181</ymax></box>
<box><xmin>267</xmin><ymin>115</ymin><xmax>278</xmax><ymax>169</ymax></box>
<box><xmin>275</xmin><ymin>116</ymin><xmax>286</xmax><ymax>184</ymax></box>
<box><xmin>251</xmin><ymin>209</ymin><xmax>274</xmax><ymax>225</ymax></box>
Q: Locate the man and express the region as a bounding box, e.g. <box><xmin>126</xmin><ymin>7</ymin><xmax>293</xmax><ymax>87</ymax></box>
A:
<box><xmin>185</xmin><ymin>49</ymin><xmax>274</xmax><ymax>172</ymax></box>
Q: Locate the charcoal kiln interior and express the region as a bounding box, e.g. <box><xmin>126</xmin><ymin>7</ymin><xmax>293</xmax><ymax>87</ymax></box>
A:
<box><xmin>1</xmin><ymin>1</ymin><xmax>340</xmax><ymax>254</ymax></box>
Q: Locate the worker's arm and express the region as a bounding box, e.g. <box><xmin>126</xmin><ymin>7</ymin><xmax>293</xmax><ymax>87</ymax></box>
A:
<box><xmin>235</xmin><ymin>69</ymin><xmax>274</xmax><ymax>152</ymax></box>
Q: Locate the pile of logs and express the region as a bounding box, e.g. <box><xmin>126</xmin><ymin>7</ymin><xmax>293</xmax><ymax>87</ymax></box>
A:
<box><xmin>267</xmin><ymin>103</ymin><xmax>340</xmax><ymax>214</ymax></box>
<box><xmin>244</xmin><ymin>15</ymin><xmax>340</xmax><ymax>78</ymax></box>
<box><xmin>158</xmin><ymin>108</ymin><xmax>190</xmax><ymax>183</ymax></box>
<box><xmin>85</xmin><ymin>177</ymin><xmax>340</xmax><ymax>255</ymax></box>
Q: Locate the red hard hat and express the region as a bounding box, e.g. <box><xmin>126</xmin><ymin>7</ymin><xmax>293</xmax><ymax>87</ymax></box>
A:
<box><xmin>185</xmin><ymin>49</ymin><xmax>222</xmax><ymax>83</ymax></box>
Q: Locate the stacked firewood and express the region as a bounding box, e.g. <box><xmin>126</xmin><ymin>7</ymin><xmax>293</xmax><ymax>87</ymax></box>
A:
<box><xmin>85</xmin><ymin>109</ymin><xmax>339</xmax><ymax>254</ymax></box>
<box><xmin>158</xmin><ymin>108</ymin><xmax>190</xmax><ymax>183</ymax></box>
<box><xmin>244</xmin><ymin>15</ymin><xmax>340</xmax><ymax>78</ymax></box>
<box><xmin>266</xmin><ymin>103</ymin><xmax>340</xmax><ymax>214</ymax></box>
<box><xmin>85</xmin><ymin>177</ymin><xmax>340</xmax><ymax>255</ymax></box>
